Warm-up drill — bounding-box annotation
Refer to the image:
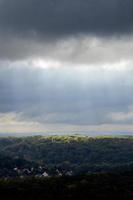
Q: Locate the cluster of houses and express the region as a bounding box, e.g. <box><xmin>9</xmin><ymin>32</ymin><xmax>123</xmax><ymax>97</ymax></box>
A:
<box><xmin>13</xmin><ymin>166</ymin><xmax>73</xmax><ymax>178</ymax></box>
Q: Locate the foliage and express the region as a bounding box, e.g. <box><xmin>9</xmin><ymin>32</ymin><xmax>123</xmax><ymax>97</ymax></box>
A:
<box><xmin>0</xmin><ymin>172</ymin><xmax>133</xmax><ymax>199</ymax></box>
<box><xmin>0</xmin><ymin>135</ymin><xmax>133</xmax><ymax>175</ymax></box>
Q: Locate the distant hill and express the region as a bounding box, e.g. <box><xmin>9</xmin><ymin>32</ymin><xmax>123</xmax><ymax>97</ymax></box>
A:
<box><xmin>0</xmin><ymin>135</ymin><xmax>133</xmax><ymax>176</ymax></box>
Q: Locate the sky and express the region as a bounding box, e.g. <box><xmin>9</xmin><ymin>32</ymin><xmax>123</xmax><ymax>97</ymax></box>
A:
<box><xmin>0</xmin><ymin>0</ymin><xmax>133</xmax><ymax>135</ymax></box>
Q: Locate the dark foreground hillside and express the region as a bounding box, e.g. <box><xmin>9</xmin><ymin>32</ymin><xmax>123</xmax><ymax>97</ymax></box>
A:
<box><xmin>0</xmin><ymin>172</ymin><xmax>133</xmax><ymax>200</ymax></box>
<box><xmin>0</xmin><ymin>135</ymin><xmax>133</xmax><ymax>199</ymax></box>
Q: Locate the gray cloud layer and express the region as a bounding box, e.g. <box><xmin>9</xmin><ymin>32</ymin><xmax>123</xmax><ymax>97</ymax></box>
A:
<box><xmin>0</xmin><ymin>0</ymin><xmax>133</xmax><ymax>37</ymax></box>
<box><xmin>0</xmin><ymin>0</ymin><xmax>133</xmax><ymax>62</ymax></box>
<box><xmin>0</xmin><ymin>0</ymin><xmax>133</xmax><ymax>132</ymax></box>
<box><xmin>0</xmin><ymin>66</ymin><xmax>133</xmax><ymax>126</ymax></box>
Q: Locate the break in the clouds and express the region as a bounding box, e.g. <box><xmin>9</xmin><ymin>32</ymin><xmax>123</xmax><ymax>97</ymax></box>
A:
<box><xmin>0</xmin><ymin>65</ymin><xmax>133</xmax><ymax>134</ymax></box>
<box><xmin>0</xmin><ymin>0</ymin><xmax>133</xmax><ymax>134</ymax></box>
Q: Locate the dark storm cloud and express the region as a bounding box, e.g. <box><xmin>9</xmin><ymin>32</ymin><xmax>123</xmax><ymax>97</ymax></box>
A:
<box><xmin>0</xmin><ymin>0</ymin><xmax>133</xmax><ymax>37</ymax></box>
<box><xmin>0</xmin><ymin>0</ymin><xmax>133</xmax><ymax>62</ymax></box>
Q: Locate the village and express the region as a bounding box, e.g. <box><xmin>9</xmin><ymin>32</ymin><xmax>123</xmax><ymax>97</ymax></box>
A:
<box><xmin>8</xmin><ymin>165</ymin><xmax>73</xmax><ymax>179</ymax></box>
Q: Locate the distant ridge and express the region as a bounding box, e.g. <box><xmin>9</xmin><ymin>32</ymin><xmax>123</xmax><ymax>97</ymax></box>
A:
<box><xmin>0</xmin><ymin>131</ymin><xmax>133</xmax><ymax>137</ymax></box>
